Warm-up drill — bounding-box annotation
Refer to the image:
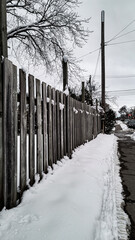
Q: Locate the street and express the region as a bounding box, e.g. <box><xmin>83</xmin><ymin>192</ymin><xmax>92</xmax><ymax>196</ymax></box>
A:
<box><xmin>116</xmin><ymin>127</ymin><xmax>135</xmax><ymax>240</ymax></box>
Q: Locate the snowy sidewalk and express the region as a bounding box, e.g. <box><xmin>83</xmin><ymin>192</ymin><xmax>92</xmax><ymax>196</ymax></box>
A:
<box><xmin>0</xmin><ymin>134</ymin><xmax>129</xmax><ymax>240</ymax></box>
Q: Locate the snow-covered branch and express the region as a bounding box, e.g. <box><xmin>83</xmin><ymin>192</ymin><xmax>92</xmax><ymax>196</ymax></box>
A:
<box><xmin>7</xmin><ymin>0</ymin><xmax>91</xmax><ymax>77</ymax></box>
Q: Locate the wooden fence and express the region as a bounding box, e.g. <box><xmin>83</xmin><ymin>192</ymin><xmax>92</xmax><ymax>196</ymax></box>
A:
<box><xmin>0</xmin><ymin>58</ymin><xmax>101</xmax><ymax>210</ymax></box>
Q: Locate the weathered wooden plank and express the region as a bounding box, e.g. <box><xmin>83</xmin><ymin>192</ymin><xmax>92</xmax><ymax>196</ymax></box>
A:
<box><xmin>20</xmin><ymin>69</ymin><xmax>27</xmax><ymax>196</ymax></box>
<box><xmin>88</xmin><ymin>105</ymin><xmax>91</xmax><ymax>141</ymax></box>
<box><xmin>3</xmin><ymin>59</ymin><xmax>17</xmax><ymax>208</ymax></box>
<box><xmin>42</xmin><ymin>82</ymin><xmax>48</xmax><ymax>173</ymax></box>
<box><xmin>76</xmin><ymin>101</ymin><xmax>79</xmax><ymax>147</ymax></box>
<box><xmin>63</xmin><ymin>93</ymin><xmax>67</xmax><ymax>156</ymax></box>
<box><xmin>70</xmin><ymin>97</ymin><xmax>73</xmax><ymax>152</ymax></box>
<box><xmin>82</xmin><ymin>103</ymin><xmax>86</xmax><ymax>143</ymax></box>
<box><xmin>28</xmin><ymin>75</ymin><xmax>35</xmax><ymax>185</ymax></box>
<box><xmin>0</xmin><ymin>60</ymin><xmax>4</xmax><ymax>210</ymax></box>
<box><xmin>47</xmin><ymin>85</ymin><xmax>53</xmax><ymax>168</ymax></box>
<box><xmin>52</xmin><ymin>88</ymin><xmax>57</xmax><ymax>164</ymax></box>
<box><xmin>92</xmin><ymin>108</ymin><xmax>94</xmax><ymax>138</ymax></box>
<box><xmin>12</xmin><ymin>64</ymin><xmax>17</xmax><ymax>207</ymax></box>
<box><xmin>66</xmin><ymin>95</ymin><xmax>71</xmax><ymax>158</ymax></box>
<box><xmin>0</xmin><ymin>116</ymin><xmax>3</xmax><ymax>210</ymax></box>
<box><xmin>79</xmin><ymin>101</ymin><xmax>81</xmax><ymax>146</ymax></box>
<box><xmin>98</xmin><ymin>114</ymin><xmax>101</xmax><ymax>133</ymax></box>
<box><xmin>80</xmin><ymin>102</ymin><xmax>83</xmax><ymax>145</ymax></box>
<box><xmin>93</xmin><ymin>109</ymin><xmax>97</xmax><ymax>138</ymax></box>
<box><xmin>72</xmin><ymin>98</ymin><xmax>75</xmax><ymax>150</ymax></box>
<box><xmin>74</xmin><ymin>100</ymin><xmax>77</xmax><ymax>148</ymax></box>
<box><xmin>86</xmin><ymin>105</ymin><xmax>89</xmax><ymax>141</ymax></box>
<box><xmin>60</xmin><ymin>92</ymin><xmax>64</xmax><ymax>159</ymax></box>
<box><xmin>56</xmin><ymin>90</ymin><xmax>60</xmax><ymax>161</ymax></box>
<box><xmin>78</xmin><ymin>101</ymin><xmax>80</xmax><ymax>146</ymax></box>
<box><xmin>0</xmin><ymin>0</ymin><xmax>7</xmax><ymax>209</ymax></box>
<box><xmin>36</xmin><ymin>79</ymin><xmax>43</xmax><ymax>178</ymax></box>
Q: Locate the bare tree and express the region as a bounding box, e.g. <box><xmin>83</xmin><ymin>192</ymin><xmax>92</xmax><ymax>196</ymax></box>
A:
<box><xmin>7</xmin><ymin>0</ymin><xmax>91</xmax><ymax>77</ymax></box>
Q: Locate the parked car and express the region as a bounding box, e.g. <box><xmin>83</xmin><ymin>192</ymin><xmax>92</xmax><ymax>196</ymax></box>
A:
<box><xmin>127</xmin><ymin>119</ymin><xmax>135</xmax><ymax>129</ymax></box>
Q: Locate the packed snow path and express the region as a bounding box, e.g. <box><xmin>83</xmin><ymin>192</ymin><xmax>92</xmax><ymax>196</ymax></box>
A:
<box><xmin>0</xmin><ymin>134</ymin><xmax>129</xmax><ymax>240</ymax></box>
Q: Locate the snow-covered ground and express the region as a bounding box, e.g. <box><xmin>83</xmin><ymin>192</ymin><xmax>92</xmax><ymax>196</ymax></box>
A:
<box><xmin>117</xmin><ymin>120</ymin><xmax>135</xmax><ymax>140</ymax></box>
<box><xmin>116</xmin><ymin>120</ymin><xmax>128</xmax><ymax>131</ymax></box>
<box><xmin>131</xmin><ymin>132</ymin><xmax>135</xmax><ymax>140</ymax></box>
<box><xmin>0</xmin><ymin>134</ymin><xmax>129</xmax><ymax>240</ymax></box>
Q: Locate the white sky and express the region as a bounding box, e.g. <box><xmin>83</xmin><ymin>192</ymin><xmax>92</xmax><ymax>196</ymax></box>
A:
<box><xmin>75</xmin><ymin>0</ymin><xmax>135</xmax><ymax>111</ymax></box>
<box><xmin>8</xmin><ymin>0</ymin><xmax>135</xmax><ymax>112</ymax></box>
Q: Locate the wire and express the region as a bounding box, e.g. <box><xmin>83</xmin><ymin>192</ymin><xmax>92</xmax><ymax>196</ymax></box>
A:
<box><xmin>107</xmin><ymin>89</ymin><xmax>135</xmax><ymax>93</ymax></box>
<box><xmin>106</xmin><ymin>20</ymin><xmax>135</xmax><ymax>44</ymax></box>
<box><xmin>99</xmin><ymin>92</ymin><xmax>135</xmax><ymax>97</ymax></box>
<box><xmin>110</xmin><ymin>29</ymin><xmax>135</xmax><ymax>41</ymax></box>
<box><xmin>92</xmin><ymin>49</ymin><xmax>101</xmax><ymax>81</ymax></box>
<box><xmin>108</xmin><ymin>92</ymin><xmax>135</xmax><ymax>96</ymax></box>
<box><xmin>107</xmin><ymin>89</ymin><xmax>135</xmax><ymax>96</ymax></box>
<box><xmin>76</xmin><ymin>47</ymin><xmax>100</xmax><ymax>60</ymax></box>
<box><xmin>94</xmin><ymin>75</ymin><xmax>135</xmax><ymax>79</ymax></box>
<box><xmin>81</xmin><ymin>74</ymin><xmax>135</xmax><ymax>79</ymax></box>
<box><xmin>106</xmin><ymin>39</ymin><xmax>135</xmax><ymax>46</ymax></box>
<box><xmin>97</xmin><ymin>89</ymin><xmax>135</xmax><ymax>97</ymax></box>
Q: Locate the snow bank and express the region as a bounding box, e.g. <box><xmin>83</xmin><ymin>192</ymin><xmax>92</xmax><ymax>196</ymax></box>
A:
<box><xmin>0</xmin><ymin>134</ymin><xmax>129</xmax><ymax>240</ymax></box>
<box><xmin>131</xmin><ymin>132</ymin><xmax>135</xmax><ymax>140</ymax></box>
<box><xmin>116</xmin><ymin>120</ymin><xmax>128</xmax><ymax>130</ymax></box>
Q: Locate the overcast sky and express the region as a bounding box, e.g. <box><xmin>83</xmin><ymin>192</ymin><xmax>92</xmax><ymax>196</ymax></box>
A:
<box><xmin>75</xmin><ymin>0</ymin><xmax>135</xmax><ymax>111</ymax></box>
<box><xmin>8</xmin><ymin>0</ymin><xmax>135</xmax><ymax>112</ymax></box>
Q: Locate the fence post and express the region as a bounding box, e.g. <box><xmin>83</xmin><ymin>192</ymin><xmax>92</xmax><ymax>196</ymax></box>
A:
<box><xmin>62</xmin><ymin>56</ymin><xmax>68</xmax><ymax>91</ymax></box>
<box><xmin>47</xmin><ymin>85</ymin><xmax>53</xmax><ymax>168</ymax></box>
<box><xmin>42</xmin><ymin>82</ymin><xmax>48</xmax><ymax>173</ymax></box>
<box><xmin>96</xmin><ymin>99</ymin><xmax>98</xmax><ymax>134</ymax></box>
<box><xmin>3</xmin><ymin>59</ymin><xmax>17</xmax><ymax>209</ymax></box>
<box><xmin>72</xmin><ymin>99</ymin><xmax>75</xmax><ymax>150</ymax></box>
<box><xmin>28</xmin><ymin>75</ymin><xmax>35</xmax><ymax>185</ymax></box>
<box><xmin>20</xmin><ymin>69</ymin><xmax>27</xmax><ymax>196</ymax></box>
<box><xmin>0</xmin><ymin>0</ymin><xmax>8</xmax><ymax>210</ymax></box>
<box><xmin>60</xmin><ymin>92</ymin><xmax>64</xmax><ymax>159</ymax></box>
<box><xmin>56</xmin><ymin>90</ymin><xmax>60</xmax><ymax>161</ymax></box>
<box><xmin>66</xmin><ymin>95</ymin><xmax>71</xmax><ymax>158</ymax></box>
<box><xmin>63</xmin><ymin>93</ymin><xmax>67</xmax><ymax>155</ymax></box>
<box><xmin>82</xmin><ymin>82</ymin><xmax>85</xmax><ymax>103</ymax></box>
<box><xmin>70</xmin><ymin>97</ymin><xmax>73</xmax><ymax>152</ymax></box>
<box><xmin>36</xmin><ymin>79</ymin><xmax>43</xmax><ymax>179</ymax></box>
<box><xmin>52</xmin><ymin>88</ymin><xmax>57</xmax><ymax>164</ymax></box>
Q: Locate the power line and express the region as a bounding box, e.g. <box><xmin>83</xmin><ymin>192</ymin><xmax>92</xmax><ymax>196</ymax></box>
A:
<box><xmin>82</xmin><ymin>74</ymin><xmax>135</xmax><ymax>79</ymax></box>
<box><xmin>107</xmin><ymin>88</ymin><xmax>135</xmax><ymax>93</ymax></box>
<box><xmin>97</xmin><ymin>88</ymin><xmax>135</xmax><ymax>93</ymax></box>
<box><xmin>110</xmin><ymin>29</ymin><xmax>135</xmax><ymax>41</ymax></box>
<box><xmin>76</xmin><ymin>47</ymin><xmax>100</xmax><ymax>60</ymax></box>
<box><xmin>92</xmin><ymin>49</ymin><xmax>101</xmax><ymax>81</ymax></box>
<box><xmin>97</xmin><ymin>88</ymin><xmax>135</xmax><ymax>96</ymax></box>
<box><xmin>106</xmin><ymin>39</ymin><xmax>135</xmax><ymax>46</ymax></box>
<box><xmin>107</xmin><ymin>92</ymin><xmax>135</xmax><ymax>96</ymax></box>
<box><xmin>106</xmin><ymin>89</ymin><xmax>135</xmax><ymax>96</ymax></box>
<box><xmin>106</xmin><ymin>19</ymin><xmax>135</xmax><ymax>44</ymax></box>
<box><xmin>94</xmin><ymin>74</ymin><xmax>135</xmax><ymax>79</ymax></box>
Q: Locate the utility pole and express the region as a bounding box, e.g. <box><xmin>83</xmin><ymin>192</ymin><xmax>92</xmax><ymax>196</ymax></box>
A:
<box><xmin>82</xmin><ymin>81</ymin><xmax>85</xmax><ymax>103</ymax></box>
<box><xmin>101</xmin><ymin>10</ymin><xmax>105</xmax><ymax>110</ymax></box>
<box><xmin>0</xmin><ymin>0</ymin><xmax>8</xmax><ymax>210</ymax></box>
<box><xmin>0</xmin><ymin>0</ymin><xmax>7</xmax><ymax>58</ymax></box>
<box><xmin>101</xmin><ymin>10</ymin><xmax>105</xmax><ymax>133</ymax></box>
<box><xmin>62</xmin><ymin>56</ymin><xmax>68</xmax><ymax>91</ymax></box>
<box><xmin>88</xmin><ymin>75</ymin><xmax>93</xmax><ymax>105</ymax></box>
